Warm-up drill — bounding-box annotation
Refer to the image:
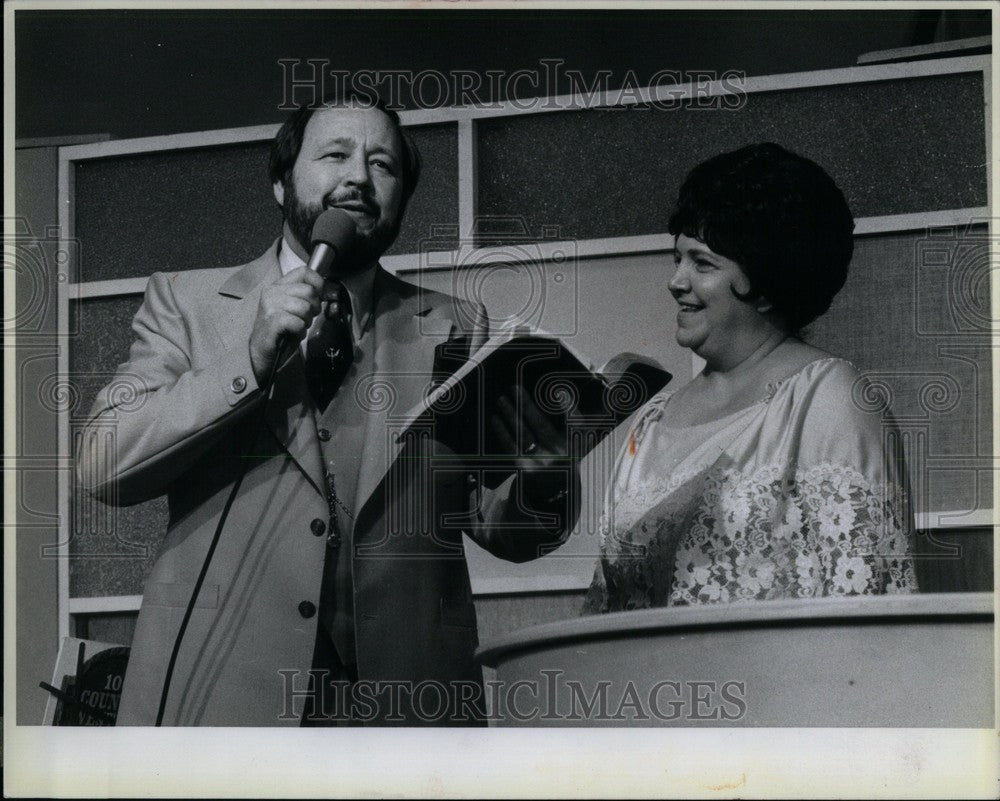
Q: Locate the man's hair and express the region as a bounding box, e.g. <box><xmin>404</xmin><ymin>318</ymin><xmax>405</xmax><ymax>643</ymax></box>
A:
<box><xmin>667</xmin><ymin>142</ymin><xmax>855</xmax><ymax>333</ymax></box>
<box><xmin>268</xmin><ymin>91</ymin><xmax>422</xmax><ymax>209</ymax></box>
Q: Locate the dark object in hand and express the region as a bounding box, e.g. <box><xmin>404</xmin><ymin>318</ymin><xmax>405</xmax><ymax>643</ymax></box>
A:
<box><xmin>427</xmin><ymin>334</ymin><xmax>671</xmax><ymax>487</ymax></box>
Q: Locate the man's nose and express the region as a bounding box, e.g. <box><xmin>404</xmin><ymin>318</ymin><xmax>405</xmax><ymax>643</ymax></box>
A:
<box><xmin>343</xmin><ymin>154</ymin><xmax>372</xmax><ymax>188</ymax></box>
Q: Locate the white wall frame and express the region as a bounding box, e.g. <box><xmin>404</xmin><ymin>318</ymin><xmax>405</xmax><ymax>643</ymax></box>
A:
<box><xmin>856</xmin><ymin>35</ymin><xmax>991</xmax><ymax>66</ymax></box>
<box><xmin>55</xmin><ymin>54</ymin><xmax>994</xmax><ymax>631</ymax></box>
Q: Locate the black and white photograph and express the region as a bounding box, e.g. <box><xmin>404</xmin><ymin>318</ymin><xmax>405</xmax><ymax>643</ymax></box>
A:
<box><xmin>5</xmin><ymin>1</ymin><xmax>997</xmax><ymax>796</ymax></box>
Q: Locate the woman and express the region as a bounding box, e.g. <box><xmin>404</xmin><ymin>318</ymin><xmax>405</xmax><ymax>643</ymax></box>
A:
<box><xmin>582</xmin><ymin>143</ymin><xmax>918</xmax><ymax>614</ymax></box>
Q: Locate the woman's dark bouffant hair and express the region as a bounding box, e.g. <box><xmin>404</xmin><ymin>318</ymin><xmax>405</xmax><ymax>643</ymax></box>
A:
<box><xmin>268</xmin><ymin>91</ymin><xmax>422</xmax><ymax>211</ymax></box>
<box><xmin>667</xmin><ymin>143</ymin><xmax>855</xmax><ymax>333</ymax></box>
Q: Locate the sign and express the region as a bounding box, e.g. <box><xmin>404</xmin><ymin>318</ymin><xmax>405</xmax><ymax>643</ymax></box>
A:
<box><xmin>41</xmin><ymin>637</ymin><xmax>131</xmax><ymax>726</ymax></box>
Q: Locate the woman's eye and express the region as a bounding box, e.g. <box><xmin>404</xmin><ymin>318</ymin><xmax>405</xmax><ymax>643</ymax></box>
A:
<box><xmin>695</xmin><ymin>260</ymin><xmax>715</xmax><ymax>271</ymax></box>
<box><xmin>324</xmin><ymin>151</ymin><xmax>347</xmax><ymax>160</ymax></box>
<box><xmin>370</xmin><ymin>158</ymin><xmax>395</xmax><ymax>173</ymax></box>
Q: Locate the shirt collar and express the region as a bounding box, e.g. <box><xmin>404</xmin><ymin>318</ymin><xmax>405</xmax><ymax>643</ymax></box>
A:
<box><xmin>278</xmin><ymin>236</ymin><xmax>377</xmax><ymax>341</ymax></box>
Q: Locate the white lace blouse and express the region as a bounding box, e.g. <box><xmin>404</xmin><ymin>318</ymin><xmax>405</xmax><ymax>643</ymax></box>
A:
<box><xmin>582</xmin><ymin>357</ymin><xmax>919</xmax><ymax>614</ymax></box>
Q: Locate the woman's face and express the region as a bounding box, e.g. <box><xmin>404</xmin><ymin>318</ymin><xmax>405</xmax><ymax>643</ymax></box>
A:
<box><xmin>668</xmin><ymin>234</ymin><xmax>774</xmax><ymax>365</ymax></box>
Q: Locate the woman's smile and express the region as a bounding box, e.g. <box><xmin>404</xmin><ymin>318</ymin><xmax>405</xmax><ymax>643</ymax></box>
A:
<box><xmin>676</xmin><ymin>300</ymin><xmax>704</xmax><ymax>314</ymax></box>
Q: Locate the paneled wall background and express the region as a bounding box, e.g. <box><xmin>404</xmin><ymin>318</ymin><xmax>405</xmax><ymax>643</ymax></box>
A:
<box><xmin>16</xmin><ymin>52</ymin><xmax>992</xmax><ymax>721</ymax></box>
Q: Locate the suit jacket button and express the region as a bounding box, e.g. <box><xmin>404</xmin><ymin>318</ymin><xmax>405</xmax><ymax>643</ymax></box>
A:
<box><xmin>318</xmin><ymin>428</ymin><xmax>331</xmax><ymax>442</ymax></box>
<box><xmin>310</xmin><ymin>518</ymin><xmax>326</xmax><ymax>537</ymax></box>
<box><xmin>231</xmin><ymin>376</ymin><xmax>247</xmax><ymax>393</ymax></box>
<box><xmin>298</xmin><ymin>601</ymin><xmax>316</xmax><ymax>619</ymax></box>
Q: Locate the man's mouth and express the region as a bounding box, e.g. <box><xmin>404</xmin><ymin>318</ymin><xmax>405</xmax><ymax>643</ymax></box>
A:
<box><xmin>329</xmin><ymin>200</ymin><xmax>377</xmax><ymax>217</ymax></box>
<box><xmin>677</xmin><ymin>301</ymin><xmax>704</xmax><ymax>314</ymax></box>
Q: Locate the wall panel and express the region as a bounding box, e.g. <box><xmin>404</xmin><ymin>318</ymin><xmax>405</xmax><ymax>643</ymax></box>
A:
<box><xmin>477</xmin><ymin>73</ymin><xmax>986</xmax><ymax>244</ymax></box>
<box><xmin>68</xmin><ymin>295</ymin><xmax>166</xmax><ymax>597</ymax></box>
<box><xmin>809</xmin><ymin>225</ymin><xmax>993</xmax><ymax>514</ymax></box>
<box><xmin>72</xmin><ymin>122</ymin><xmax>459</xmax><ymax>282</ymax></box>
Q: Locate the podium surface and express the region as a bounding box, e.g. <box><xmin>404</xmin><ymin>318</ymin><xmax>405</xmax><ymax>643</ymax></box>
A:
<box><xmin>476</xmin><ymin>592</ymin><xmax>994</xmax><ymax>727</ymax></box>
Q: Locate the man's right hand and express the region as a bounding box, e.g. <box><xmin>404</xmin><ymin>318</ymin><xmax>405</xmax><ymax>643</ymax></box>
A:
<box><xmin>249</xmin><ymin>266</ymin><xmax>325</xmax><ymax>385</ymax></box>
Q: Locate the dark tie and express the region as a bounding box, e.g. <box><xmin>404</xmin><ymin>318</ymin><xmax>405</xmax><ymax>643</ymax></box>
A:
<box><xmin>304</xmin><ymin>281</ymin><xmax>354</xmax><ymax>411</ymax></box>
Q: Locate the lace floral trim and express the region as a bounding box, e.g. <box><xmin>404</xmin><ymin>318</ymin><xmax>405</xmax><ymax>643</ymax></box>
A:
<box><xmin>584</xmin><ymin>462</ymin><xmax>918</xmax><ymax>614</ymax></box>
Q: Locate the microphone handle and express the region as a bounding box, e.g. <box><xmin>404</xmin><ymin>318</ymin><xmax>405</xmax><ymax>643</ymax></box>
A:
<box><xmin>307</xmin><ymin>241</ymin><xmax>336</xmax><ymax>280</ymax></box>
<box><xmin>269</xmin><ymin>241</ymin><xmax>336</xmax><ymax>395</ymax></box>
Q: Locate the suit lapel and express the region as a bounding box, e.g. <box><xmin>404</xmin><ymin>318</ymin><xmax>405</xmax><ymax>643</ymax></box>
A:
<box><xmin>263</xmin><ymin>351</ymin><xmax>326</xmax><ymax>497</ymax></box>
<box><xmin>213</xmin><ymin>241</ymin><xmax>282</xmax><ymax>355</ymax></box>
<box><xmin>354</xmin><ymin>269</ymin><xmax>456</xmax><ymax>526</ymax></box>
<box><xmin>211</xmin><ymin>252</ymin><xmax>459</xmax><ymax>511</ymax></box>
<box><xmin>214</xmin><ymin>241</ymin><xmax>326</xmax><ymax>498</ymax></box>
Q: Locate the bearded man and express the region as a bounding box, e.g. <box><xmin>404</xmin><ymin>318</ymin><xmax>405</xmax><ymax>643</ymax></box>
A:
<box><xmin>79</xmin><ymin>95</ymin><xmax>578</xmax><ymax>726</ymax></box>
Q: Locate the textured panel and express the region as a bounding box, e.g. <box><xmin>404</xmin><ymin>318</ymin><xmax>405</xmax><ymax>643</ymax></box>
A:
<box><xmin>913</xmin><ymin>528</ymin><xmax>993</xmax><ymax>593</ymax></box>
<box><xmin>68</xmin><ymin>295</ymin><xmax>166</xmax><ymax>597</ymax></box>
<box><xmin>74</xmin><ymin>143</ymin><xmax>280</xmax><ymax>282</ymax></box>
<box><xmin>391</xmin><ymin>123</ymin><xmax>459</xmax><ymax>254</ymax></box>
<box><xmin>808</xmin><ymin>226</ymin><xmax>992</xmax><ymax>515</ymax></box>
<box><xmin>477</xmin><ymin>73</ymin><xmax>986</xmax><ymax>243</ymax></box>
<box><xmin>75</xmin><ymin>612</ymin><xmax>139</xmax><ymax>647</ymax></box>
<box><xmin>68</xmin><ymin>295</ymin><xmax>144</xmax><ymax>421</ymax></box>
<box><xmin>73</xmin><ymin>124</ymin><xmax>457</xmax><ymax>282</ymax></box>
<box><xmin>411</xmin><ymin>251</ymin><xmax>692</xmax><ymax>385</ymax></box>
<box><xmin>68</xmin><ymin>490</ymin><xmax>166</xmax><ymax>598</ymax></box>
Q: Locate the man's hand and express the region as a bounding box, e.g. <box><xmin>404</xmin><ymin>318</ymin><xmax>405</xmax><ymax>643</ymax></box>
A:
<box><xmin>490</xmin><ymin>384</ymin><xmax>580</xmax><ymax>508</ymax></box>
<box><xmin>249</xmin><ymin>266</ymin><xmax>325</xmax><ymax>385</ymax></box>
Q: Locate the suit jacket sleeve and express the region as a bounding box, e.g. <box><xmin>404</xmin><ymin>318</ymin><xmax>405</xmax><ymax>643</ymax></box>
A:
<box><xmin>455</xmin><ymin>302</ymin><xmax>578</xmax><ymax>563</ymax></box>
<box><xmin>77</xmin><ymin>271</ymin><xmax>264</xmax><ymax>506</ymax></box>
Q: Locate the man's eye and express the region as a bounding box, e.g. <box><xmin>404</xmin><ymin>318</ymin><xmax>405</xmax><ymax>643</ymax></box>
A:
<box><xmin>370</xmin><ymin>158</ymin><xmax>395</xmax><ymax>172</ymax></box>
<box><xmin>324</xmin><ymin>151</ymin><xmax>347</xmax><ymax>160</ymax></box>
<box><xmin>695</xmin><ymin>260</ymin><xmax>715</xmax><ymax>270</ymax></box>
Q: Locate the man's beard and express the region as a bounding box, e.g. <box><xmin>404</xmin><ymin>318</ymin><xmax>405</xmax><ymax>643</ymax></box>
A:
<box><xmin>283</xmin><ymin>178</ymin><xmax>402</xmax><ymax>272</ymax></box>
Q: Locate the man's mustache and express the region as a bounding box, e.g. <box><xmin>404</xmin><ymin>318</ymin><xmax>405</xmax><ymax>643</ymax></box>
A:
<box><xmin>324</xmin><ymin>191</ymin><xmax>379</xmax><ymax>217</ymax></box>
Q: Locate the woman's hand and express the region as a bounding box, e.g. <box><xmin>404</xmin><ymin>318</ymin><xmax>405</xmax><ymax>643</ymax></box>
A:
<box><xmin>490</xmin><ymin>384</ymin><xmax>579</xmax><ymax>508</ymax></box>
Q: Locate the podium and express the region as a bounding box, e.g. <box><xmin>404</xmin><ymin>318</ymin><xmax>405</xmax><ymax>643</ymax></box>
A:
<box><xmin>476</xmin><ymin>592</ymin><xmax>993</xmax><ymax>727</ymax></box>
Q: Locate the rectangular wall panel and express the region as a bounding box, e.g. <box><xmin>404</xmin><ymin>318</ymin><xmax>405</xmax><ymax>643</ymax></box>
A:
<box><xmin>809</xmin><ymin>225</ymin><xmax>993</xmax><ymax>516</ymax></box>
<box><xmin>477</xmin><ymin>73</ymin><xmax>986</xmax><ymax>244</ymax></box>
<box><xmin>68</xmin><ymin>295</ymin><xmax>166</xmax><ymax>597</ymax></box>
<box><xmin>72</xmin><ymin>123</ymin><xmax>458</xmax><ymax>282</ymax></box>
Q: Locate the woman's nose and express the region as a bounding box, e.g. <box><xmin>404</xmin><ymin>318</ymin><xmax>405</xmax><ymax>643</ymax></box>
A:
<box><xmin>667</xmin><ymin>262</ymin><xmax>689</xmax><ymax>293</ymax></box>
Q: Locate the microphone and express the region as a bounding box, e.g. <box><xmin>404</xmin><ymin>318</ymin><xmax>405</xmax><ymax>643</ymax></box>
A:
<box><xmin>263</xmin><ymin>208</ymin><xmax>356</xmax><ymax>399</ymax></box>
<box><xmin>307</xmin><ymin>208</ymin><xmax>357</xmax><ymax>279</ymax></box>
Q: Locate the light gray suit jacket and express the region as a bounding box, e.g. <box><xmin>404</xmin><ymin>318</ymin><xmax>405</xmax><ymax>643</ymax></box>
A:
<box><xmin>79</xmin><ymin>241</ymin><xmax>572</xmax><ymax>726</ymax></box>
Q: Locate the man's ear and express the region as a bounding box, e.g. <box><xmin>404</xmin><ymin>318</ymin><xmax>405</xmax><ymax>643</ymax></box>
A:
<box><xmin>272</xmin><ymin>180</ymin><xmax>285</xmax><ymax>208</ymax></box>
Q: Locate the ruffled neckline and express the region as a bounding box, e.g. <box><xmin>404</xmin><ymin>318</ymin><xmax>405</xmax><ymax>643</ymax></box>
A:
<box><xmin>654</xmin><ymin>357</ymin><xmax>847</xmax><ymax>431</ymax></box>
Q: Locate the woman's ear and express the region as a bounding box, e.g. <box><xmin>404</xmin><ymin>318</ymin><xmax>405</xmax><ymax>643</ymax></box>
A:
<box><xmin>728</xmin><ymin>277</ymin><xmax>757</xmax><ymax>303</ymax></box>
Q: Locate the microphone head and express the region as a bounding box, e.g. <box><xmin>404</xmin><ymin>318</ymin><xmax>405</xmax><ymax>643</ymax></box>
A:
<box><xmin>311</xmin><ymin>208</ymin><xmax>357</xmax><ymax>254</ymax></box>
